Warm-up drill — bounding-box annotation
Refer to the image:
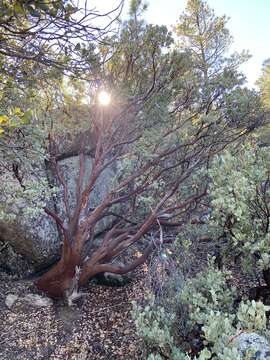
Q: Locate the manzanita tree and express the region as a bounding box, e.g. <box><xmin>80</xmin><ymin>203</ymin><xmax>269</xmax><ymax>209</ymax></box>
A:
<box><xmin>34</xmin><ymin>0</ymin><xmax>259</xmax><ymax>299</ymax></box>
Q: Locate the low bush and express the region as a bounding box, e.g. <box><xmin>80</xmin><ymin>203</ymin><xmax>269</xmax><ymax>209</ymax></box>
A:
<box><xmin>132</xmin><ymin>259</ymin><xmax>270</xmax><ymax>359</ymax></box>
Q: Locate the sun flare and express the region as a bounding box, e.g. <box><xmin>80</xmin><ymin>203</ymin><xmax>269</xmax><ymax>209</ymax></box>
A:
<box><xmin>98</xmin><ymin>91</ymin><xmax>111</xmax><ymax>106</ymax></box>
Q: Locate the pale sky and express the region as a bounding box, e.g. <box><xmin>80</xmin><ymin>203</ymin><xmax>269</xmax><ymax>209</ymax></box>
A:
<box><xmin>90</xmin><ymin>0</ymin><xmax>270</xmax><ymax>88</ymax></box>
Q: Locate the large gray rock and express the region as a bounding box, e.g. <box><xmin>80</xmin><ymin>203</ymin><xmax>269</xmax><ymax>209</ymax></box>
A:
<box><xmin>0</xmin><ymin>151</ymin><xmax>116</xmax><ymax>276</ymax></box>
<box><xmin>0</xmin><ymin>240</ymin><xmax>35</xmax><ymax>277</ymax></box>
<box><xmin>54</xmin><ymin>155</ymin><xmax>115</xmax><ymax>236</ymax></box>
<box><xmin>236</xmin><ymin>332</ymin><xmax>270</xmax><ymax>359</ymax></box>
<box><xmin>0</xmin><ymin>212</ymin><xmax>60</xmax><ymax>269</ymax></box>
<box><xmin>0</xmin><ymin>128</ymin><xmax>117</xmax><ymax>276</ymax></box>
<box><xmin>0</xmin><ymin>169</ymin><xmax>61</xmax><ymax>274</ymax></box>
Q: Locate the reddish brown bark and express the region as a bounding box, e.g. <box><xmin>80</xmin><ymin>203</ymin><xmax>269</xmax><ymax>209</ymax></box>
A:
<box><xmin>35</xmin><ymin>234</ymin><xmax>80</xmax><ymax>297</ymax></box>
<box><xmin>35</xmin><ymin>255</ymin><xmax>76</xmax><ymax>298</ymax></box>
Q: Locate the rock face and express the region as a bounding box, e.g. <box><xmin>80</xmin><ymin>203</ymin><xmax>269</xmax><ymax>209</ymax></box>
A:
<box><xmin>0</xmin><ymin>144</ymin><xmax>116</xmax><ymax>277</ymax></box>
<box><xmin>0</xmin><ymin>168</ymin><xmax>61</xmax><ymax>276</ymax></box>
<box><xmin>236</xmin><ymin>332</ymin><xmax>270</xmax><ymax>359</ymax></box>
<box><xmin>0</xmin><ymin>240</ymin><xmax>36</xmax><ymax>277</ymax></box>
<box><xmin>54</xmin><ymin>156</ymin><xmax>115</xmax><ymax>236</ymax></box>
<box><xmin>0</xmin><ymin>211</ymin><xmax>60</xmax><ymax>271</ymax></box>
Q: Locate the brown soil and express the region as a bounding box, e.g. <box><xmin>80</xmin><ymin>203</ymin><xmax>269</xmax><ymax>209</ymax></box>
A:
<box><xmin>0</xmin><ymin>271</ymin><xmax>147</xmax><ymax>360</ymax></box>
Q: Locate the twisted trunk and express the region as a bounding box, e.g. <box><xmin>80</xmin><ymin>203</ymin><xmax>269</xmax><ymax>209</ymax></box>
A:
<box><xmin>35</xmin><ymin>229</ymin><xmax>155</xmax><ymax>298</ymax></box>
<box><xmin>35</xmin><ymin>237</ymin><xmax>80</xmax><ymax>298</ymax></box>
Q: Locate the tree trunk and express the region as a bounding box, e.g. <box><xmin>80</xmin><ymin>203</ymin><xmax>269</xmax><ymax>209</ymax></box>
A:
<box><xmin>35</xmin><ymin>240</ymin><xmax>80</xmax><ymax>298</ymax></box>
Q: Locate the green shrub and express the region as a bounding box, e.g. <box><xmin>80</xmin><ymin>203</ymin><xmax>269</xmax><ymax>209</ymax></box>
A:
<box><xmin>133</xmin><ymin>296</ymin><xmax>175</xmax><ymax>358</ymax></box>
<box><xmin>209</xmin><ymin>144</ymin><xmax>270</xmax><ymax>283</ymax></box>
<box><xmin>133</xmin><ymin>260</ymin><xmax>270</xmax><ymax>359</ymax></box>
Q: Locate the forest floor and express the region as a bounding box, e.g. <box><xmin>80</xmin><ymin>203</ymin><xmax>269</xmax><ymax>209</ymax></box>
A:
<box><xmin>0</xmin><ymin>268</ymin><xmax>148</xmax><ymax>360</ymax></box>
<box><xmin>1</xmin><ymin>237</ymin><xmax>266</xmax><ymax>360</ymax></box>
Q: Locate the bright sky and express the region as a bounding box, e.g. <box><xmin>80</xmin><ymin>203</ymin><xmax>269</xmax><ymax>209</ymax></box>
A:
<box><xmin>90</xmin><ymin>0</ymin><xmax>270</xmax><ymax>88</ymax></box>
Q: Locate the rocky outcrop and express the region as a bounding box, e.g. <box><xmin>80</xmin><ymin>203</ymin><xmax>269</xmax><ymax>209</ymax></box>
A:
<box><xmin>0</xmin><ymin>135</ymin><xmax>116</xmax><ymax>277</ymax></box>
<box><xmin>0</xmin><ymin>211</ymin><xmax>59</xmax><ymax>270</ymax></box>
<box><xmin>0</xmin><ymin>240</ymin><xmax>35</xmax><ymax>277</ymax></box>
<box><xmin>0</xmin><ymin>167</ymin><xmax>61</xmax><ymax>276</ymax></box>
<box><xmin>53</xmin><ymin>156</ymin><xmax>115</xmax><ymax>236</ymax></box>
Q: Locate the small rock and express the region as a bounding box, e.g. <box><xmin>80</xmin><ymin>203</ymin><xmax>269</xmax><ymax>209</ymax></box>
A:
<box><xmin>22</xmin><ymin>294</ymin><xmax>53</xmax><ymax>307</ymax></box>
<box><xmin>236</xmin><ymin>332</ymin><xmax>270</xmax><ymax>359</ymax></box>
<box><xmin>5</xmin><ymin>293</ymin><xmax>19</xmax><ymax>309</ymax></box>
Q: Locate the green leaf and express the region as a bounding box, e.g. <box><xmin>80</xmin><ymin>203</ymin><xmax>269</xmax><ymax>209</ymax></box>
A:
<box><xmin>14</xmin><ymin>3</ymin><xmax>25</xmax><ymax>15</ymax></box>
<box><xmin>21</xmin><ymin>110</ymin><xmax>32</xmax><ymax>125</ymax></box>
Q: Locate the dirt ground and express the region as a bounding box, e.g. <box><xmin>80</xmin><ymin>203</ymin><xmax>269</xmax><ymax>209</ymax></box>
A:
<box><xmin>0</xmin><ymin>271</ymin><xmax>147</xmax><ymax>360</ymax></box>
